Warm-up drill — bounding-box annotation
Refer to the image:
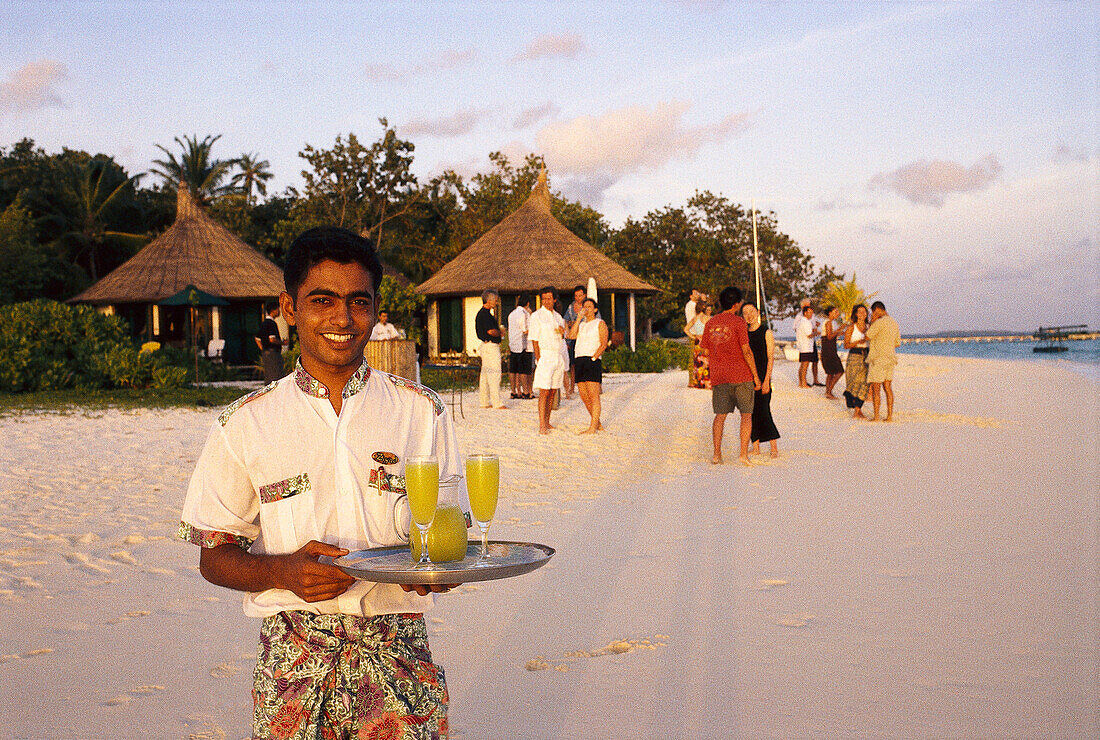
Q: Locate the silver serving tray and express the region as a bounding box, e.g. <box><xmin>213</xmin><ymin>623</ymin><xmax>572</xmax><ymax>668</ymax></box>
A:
<box><xmin>333</xmin><ymin>541</ymin><xmax>555</xmax><ymax>585</ymax></box>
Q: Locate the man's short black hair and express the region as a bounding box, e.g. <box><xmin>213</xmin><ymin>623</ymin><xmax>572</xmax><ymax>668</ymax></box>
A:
<box><xmin>518</xmin><ymin>294</ymin><xmax>531</xmax><ymax>307</ymax></box>
<box><xmin>718</xmin><ymin>286</ymin><xmax>743</xmax><ymax>311</ymax></box>
<box><xmin>871</xmin><ymin>300</ymin><xmax>886</xmax><ymax>312</ymax></box>
<box><xmin>539</xmin><ymin>286</ymin><xmax>556</xmax><ymax>297</ymax></box>
<box><xmin>264</xmin><ymin>300</ymin><xmax>279</xmax><ymax>314</ymax></box>
<box><xmin>283</xmin><ymin>226</ymin><xmax>382</xmax><ymax>300</ymax></box>
<box><xmin>573</xmin><ymin>285</ymin><xmax>586</xmax><ymax>295</ymax></box>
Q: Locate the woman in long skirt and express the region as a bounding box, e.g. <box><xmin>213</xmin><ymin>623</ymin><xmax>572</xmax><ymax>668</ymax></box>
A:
<box><xmin>742</xmin><ymin>301</ymin><xmax>780</xmax><ymax>457</ymax></box>
<box><xmin>842</xmin><ymin>304</ymin><xmax>870</xmax><ymax>419</ymax></box>
<box><xmin>820</xmin><ymin>305</ymin><xmax>845</xmax><ymax>399</ymax></box>
<box><xmin>684</xmin><ymin>301</ymin><xmax>712</xmax><ymax>389</ymax></box>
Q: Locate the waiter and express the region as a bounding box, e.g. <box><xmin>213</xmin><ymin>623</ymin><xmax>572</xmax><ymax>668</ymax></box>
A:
<box><xmin>255</xmin><ymin>301</ymin><xmax>286</xmax><ymax>383</ymax></box>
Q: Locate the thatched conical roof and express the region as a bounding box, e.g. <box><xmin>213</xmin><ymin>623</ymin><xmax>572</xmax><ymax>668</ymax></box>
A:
<box><xmin>416</xmin><ymin>169</ymin><xmax>658</xmax><ymax>297</ymax></box>
<box><xmin>70</xmin><ymin>186</ymin><xmax>284</xmax><ymax>305</ymax></box>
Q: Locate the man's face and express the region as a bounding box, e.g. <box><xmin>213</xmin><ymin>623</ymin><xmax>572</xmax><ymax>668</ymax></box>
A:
<box><xmin>280</xmin><ymin>259</ymin><xmax>376</xmax><ymax>381</ymax></box>
<box><xmin>486</xmin><ymin>294</ymin><xmax>499</xmax><ymax>310</ymax></box>
<box><xmin>270</xmin><ymin>307</ymin><xmax>281</xmax><ymax>319</ymax></box>
<box><xmin>378</xmin><ymin>311</ymin><xmax>388</xmax><ymax>324</ymax></box>
<box><xmin>804</xmin><ymin>308</ymin><xmax>814</xmax><ymax>319</ymax></box>
<box><xmin>574</xmin><ymin>289</ymin><xmax>585</xmax><ymax>304</ymax></box>
<box><xmin>871</xmin><ymin>307</ymin><xmax>885</xmax><ymax>320</ymax></box>
<box><xmin>541</xmin><ymin>291</ymin><xmax>555</xmax><ymax>309</ymax></box>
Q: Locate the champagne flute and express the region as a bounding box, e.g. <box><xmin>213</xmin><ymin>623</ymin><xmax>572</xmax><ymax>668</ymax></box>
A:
<box><xmin>465</xmin><ymin>452</ymin><xmax>499</xmax><ymax>565</ymax></box>
<box><xmin>405</xmin><ymin>455</ymin><xmax>439</xmax><ymax>568</ymax></box>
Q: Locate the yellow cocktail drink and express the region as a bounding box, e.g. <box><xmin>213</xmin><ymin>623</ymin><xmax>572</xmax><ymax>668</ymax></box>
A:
<box><xmin>465</xmin><ymin>452</ymin><xmax>499</xmax><ymax>565</ymax></box>
<box><xmin>466</xmin><ymin>456</ymin><xmax>499</xmax><ymax>523</ymax></box>
<box><xmin>404</xmin><ymin>459</ymin><xmax>439</xmax><ymax>526</ymax></box>
<box><xmin>409</xmin><ymin>504</ymin><xmax>469</xmax><ymax>563</ymax></box>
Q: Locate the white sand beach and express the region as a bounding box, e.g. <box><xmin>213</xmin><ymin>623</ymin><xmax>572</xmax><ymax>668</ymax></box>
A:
<box><xmin>0</xmin><ymin>354</ymin><xmax>1097</xmax><ymax>738</ymax></box>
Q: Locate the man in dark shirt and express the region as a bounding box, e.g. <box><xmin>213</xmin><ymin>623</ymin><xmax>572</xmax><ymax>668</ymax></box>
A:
<box><xmin>475</xmin><ymin>289</ymin><xmax>506</xmax><ymax>409</ymax></box>
<box><xmin>255</xmin><ymin>300</ymin><xmax>286</xmax><ymax>383</ymax></box>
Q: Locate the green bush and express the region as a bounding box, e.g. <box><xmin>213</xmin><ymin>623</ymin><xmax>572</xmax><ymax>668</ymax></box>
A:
<box><xmin>0</xmin><ymin>300</ymin><xmax>188</xmax><ymax>392</ymax></box>
<box><xmin>601</xmin><ymin>339</ymin><xmax>691</xmax><ymax>373</ymax></box>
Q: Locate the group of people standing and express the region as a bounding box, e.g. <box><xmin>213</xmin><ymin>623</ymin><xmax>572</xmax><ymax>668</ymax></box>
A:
<box><xmin>792</xmin><ymin>298</ymin><xmax>903</xmax><ymax>421</ymax></box>
<box><xmin>479</xmin><ymin>285</ymin><xmax>609</xmax><ymax>435</ymax></box>
<box><xmin>689</xmin><ymin>286</ymin><xmax>904</xmax><ymax>464</ymax></box>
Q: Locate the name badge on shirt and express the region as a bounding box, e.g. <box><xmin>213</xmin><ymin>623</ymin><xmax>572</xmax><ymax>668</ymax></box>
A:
<box><xmin>372</xmin><ymin>451</ymin><xmax>399</xmax><ymax>465</ymax></box>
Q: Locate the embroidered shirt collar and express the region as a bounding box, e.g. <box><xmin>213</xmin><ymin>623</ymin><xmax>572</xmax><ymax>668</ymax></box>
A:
<box><xmin>293</xmin><ymin>359</ymin><xmax>371</xmax><ymax>400</ymax></box>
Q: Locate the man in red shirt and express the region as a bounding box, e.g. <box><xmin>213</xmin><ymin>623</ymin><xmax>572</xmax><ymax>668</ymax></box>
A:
<box><xmin>700</xmin><ymin>286</ymin><xmax>761</xmax><ymax>465</ymax></box>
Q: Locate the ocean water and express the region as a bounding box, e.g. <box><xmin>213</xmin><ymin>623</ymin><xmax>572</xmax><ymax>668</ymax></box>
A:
<box><xmin>897</xmin><ymin>337</ymin><xmax>1100</xmax><ymax>381</ymax></box>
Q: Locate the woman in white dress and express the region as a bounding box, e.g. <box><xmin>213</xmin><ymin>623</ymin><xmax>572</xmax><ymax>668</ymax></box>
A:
<box><xmin>567</xmin><ymin>298</ymin><xmax>609</xmax><ymax>433</ymax></box>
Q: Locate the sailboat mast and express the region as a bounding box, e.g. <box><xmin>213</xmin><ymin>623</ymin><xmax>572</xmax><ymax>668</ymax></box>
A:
<box><xmin>751</xmin><ymin>199</ymin><xmax>767</xmax><ymax>323</ymax></box>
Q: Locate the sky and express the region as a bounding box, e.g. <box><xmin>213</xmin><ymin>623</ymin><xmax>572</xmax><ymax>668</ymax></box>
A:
<box><xmin>1</xmin><ymin>0</ymin><xmax>1097</xmax><ymax>334</ymax></box>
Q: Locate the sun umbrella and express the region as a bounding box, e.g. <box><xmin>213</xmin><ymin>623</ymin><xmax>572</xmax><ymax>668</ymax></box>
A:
<box><xmin>159</xmin><ymin>285</ymin><xmax>229</xmax><ymax>381</ymax></box>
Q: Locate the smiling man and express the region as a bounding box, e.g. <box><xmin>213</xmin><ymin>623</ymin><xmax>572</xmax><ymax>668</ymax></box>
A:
<box><xmin>179</xmin><ymin>226</ymin><xmax>465</xmax><ymax>739</ymax></box>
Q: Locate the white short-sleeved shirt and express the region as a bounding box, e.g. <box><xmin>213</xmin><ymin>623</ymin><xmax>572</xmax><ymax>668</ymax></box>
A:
<box><xmin>179</xmin><ymin>359</ymin><xmax>468</xmax><ymax>619</ymax></box>
<box><xmin>529</xmin><ymin>306</ymin><xmax>565</xmax><ymax>356</ymax></box>
<box><xmin>794</xmin><ymin>315</ymin><xmax>814</xmax><ymax>353</ymax></box>
<box><xmin>369</xmin><ymin>322</ymin><xmax>401</xmax><ymax>341</ymax></box>
<box><xmin>507</xmin><ymin>306</ymin><xmax>529</xmax><ymax>353</ymax></box>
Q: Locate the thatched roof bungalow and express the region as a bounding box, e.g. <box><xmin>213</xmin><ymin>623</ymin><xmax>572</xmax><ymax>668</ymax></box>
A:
<box><xmin>70</xmin><ymin>186</ymin><xmax>285</xmax><ymax>364</ymax></box>
<box><xmin>416</xmin><ymin>169</ymin><xmax>658</xmax><ymax>357</ymax></box>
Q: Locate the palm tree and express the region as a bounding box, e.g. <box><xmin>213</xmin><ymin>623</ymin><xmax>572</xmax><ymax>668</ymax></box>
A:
<box><xmin>820</xmin><ymin>273</ymin><xmax>878</xmax><ymax>319</ymax></box>
<box><xmin>41</xmin><ymin>156</ymin><xmax>148</xmax><ymax>282</ymax></box>
<box><xmin>231</xmin><ymin>152</ymin><xmax>274</xmax><ymax>204</ymax></box>
<box><xmin>151</xmin><ymin>134</ymin><xmax>236</xmax><ymax>204</ymax></box>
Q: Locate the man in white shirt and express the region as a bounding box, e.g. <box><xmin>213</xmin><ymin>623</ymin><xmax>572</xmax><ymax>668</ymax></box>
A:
<box><xmin>794</xmin><ymin>303</ymin><xmax>820</xmax><ymax>388</ymax></box>
<box><xmin>179</xmin><ymin>227</ymin><xmax>464</xmax><ymax>737</ymax></box>
<box><xmin>507</xmin><ymin>295</ymin><xmax>533</xmax><ymax>399</ymax></box>
<box><xmin>685</xmin><ymin>288</ymin><xmax>702</xmax><ymax>327</ymax></box>
<box><xmin>529</xmin><ymin>286</ymin><xmax>565</xmax><ymax>434</ymax></box>
<box><xmin>368</xmin><ymin>310</ymin><xmax>402</xmax><ymax>341</ymax></box>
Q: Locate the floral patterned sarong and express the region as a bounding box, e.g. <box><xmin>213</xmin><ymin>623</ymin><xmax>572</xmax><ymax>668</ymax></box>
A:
<box><xmin>253</xmin><ymin>611</ymin><xmax>448</xmax><ymax>739</ymax></box>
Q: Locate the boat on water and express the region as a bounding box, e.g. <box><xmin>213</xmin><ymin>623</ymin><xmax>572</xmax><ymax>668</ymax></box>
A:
<box><xmin>1033</xmin><ymin>325</ymin><xmax>1085</xmax><ymax>353</ymax></box>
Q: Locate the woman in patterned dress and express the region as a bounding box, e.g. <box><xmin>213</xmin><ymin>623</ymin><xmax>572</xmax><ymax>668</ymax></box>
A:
<box><xmin>684</xmin><ymin>300</ymin><xmax>712</xmax><ymax>388</ymax></box>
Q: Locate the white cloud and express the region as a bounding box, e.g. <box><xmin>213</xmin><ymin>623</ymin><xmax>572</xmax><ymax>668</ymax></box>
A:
<box><xmin>0</xmin><ymin>59</ymin><xmax>67</xmax><ymax>112</ymax></box>
<box><xmin>401</xmin><ymin>109</ymin><xmax>485</xmax><ymax>138</ymax></box>
<box><xmin>514</xmin><ymin>33</ymin><xmax>586</xmax><ymax>61</ymax></box>
<box><xmin>863</xmin><ymin>220</ymin><xmax>896</xmax><ymax>235</ymax></box>
<box><xmin>817</xmin><ymin>195</ymin><xmax>874</xmax><ymax>211</ymax></box>
<box><xmin>535</xmin><ymin>102</ymin><xmax>751</xmax><ymax>200</ymax></box>
<box><xmin>364</xmin><ymin>48</ymin><xmax>477</xmax><ymax>83</ymax></box>
<box><xmin>868</xmin><ymin>154</ymin><xmax>1002</xmax><ymax>207</ymax></box>
<box><xmin>513</xmin><ymin>102</ymin><xmax>559</xmax><ymax>130</ymax></box>
<box><xmin>1052</xmin><ymin>142</ymin><xmax>1092</xmax><ymax>164</ymax></box>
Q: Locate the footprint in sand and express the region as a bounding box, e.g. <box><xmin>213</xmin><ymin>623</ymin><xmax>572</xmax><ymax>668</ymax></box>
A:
<box><xmin>105</xmin><ymin>685</ymin><xmax>165</xmax><ymax>706</ymax></box>
<box><xmin>210</xmin><ymin>662</ymin><xmax>239</xmax><ymax>678</ymax></box>
<box><xmin>758</xmin><ymin>579</ymin><xmax>789</xmax><ymax>591</ymax></box>
<box><xmin>110</xmin><ymin>551</ymin><xmax>139</xmax><ymax>566</ymax></box>
<box><xmin>777</xmin><ymin>613</ymin><xmax>815</xmax><ymax>628</ymax></box>
<box><xmin>65</xmin><ymin>552</ymin><xmax>111</xmax><ymax>575</ymax></box>
<box><xmin>528</xmin><ymin>635</ymin><xmax>669</xmax><ymax>671</ymax></box>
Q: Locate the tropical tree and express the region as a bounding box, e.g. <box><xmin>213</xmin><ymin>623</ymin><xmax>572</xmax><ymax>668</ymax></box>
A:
<box><xmin>36</xmin><ymin>154</ymin><xmax>148</xmax><ymax>282</ymax></box>
<box><xmin>231</xmin><ymin>152</ymin><xmax>274</xmax><ymax>204</ymax></box>
<box><xmin>819</xmin><ymin>274</ymin><xmax>878</xmax><ymax>319</ymax></box>
<box><xmin>151</xmin><ymin>134</ymin><xmax>236</xmax><ymax>204</ymax></box>
<box><xmin>602</xmin><ymin>191</ymin><xmax>843</xmax><ymax>330</ymax></box>
<box><xmin>294</xmin><ymin>120</ymin><xmax>420</xmax><ymax>252</ymax></box>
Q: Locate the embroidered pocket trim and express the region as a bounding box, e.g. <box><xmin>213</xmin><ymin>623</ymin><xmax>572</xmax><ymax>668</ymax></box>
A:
<box><xmin>259</xmin><ymin>472</ymin><xmax>311</xmax><ymax>504</ymax></box>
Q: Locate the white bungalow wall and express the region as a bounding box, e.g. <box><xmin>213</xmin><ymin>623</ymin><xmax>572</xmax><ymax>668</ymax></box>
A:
<box><xmin>463</xmin><ymin>296</ymin><xmax>482</xmax><ymax>353</ymax></box>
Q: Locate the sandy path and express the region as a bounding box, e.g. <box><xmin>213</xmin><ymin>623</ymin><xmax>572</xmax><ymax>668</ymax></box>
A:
<box><xmin>0</xmin><ymin>355</ymin><xmax>1096</xmax><ymax>738</ymax></box>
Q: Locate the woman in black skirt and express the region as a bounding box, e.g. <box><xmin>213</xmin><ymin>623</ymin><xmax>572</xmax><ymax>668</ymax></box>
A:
<box><xmin>819</xmin><ymin>305</ymin><xmax>846</xmax><ymax>399</ymax></box>
<box><xmin>741</xmin><ymin>301</ymin><xmax>780</xmax><ymax>457</ymax></box>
